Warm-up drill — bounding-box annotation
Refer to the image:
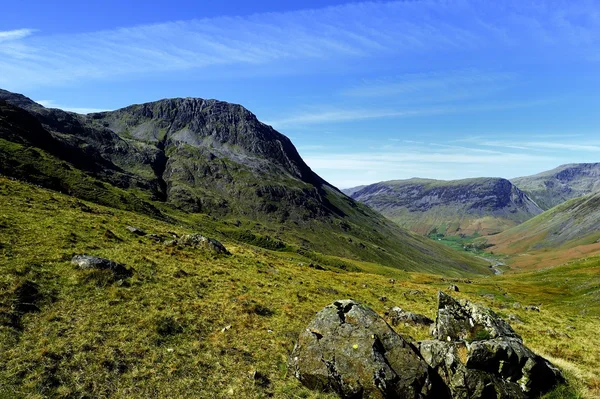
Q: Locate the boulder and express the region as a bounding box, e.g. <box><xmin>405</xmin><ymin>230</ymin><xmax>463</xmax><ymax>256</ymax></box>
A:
<box><xmin>422</xmin><ymin>292</ymin><xmax>563</xmax><ymax>398</ymax></box>
<box><xmin>71</xmin><ymin>255</ymin><xmax>133</xmax><ymax>278</ymax></box>
<box><xmin>432</xmin><ymin>291</ymin><xmax>519</xmax><ymax>342</ymax></box>
<box><xmin>290</xmin><ymin>300</ymin><xmax>433</xmax><ymax>398</ymax></box>
<box><xmin>386</xmin><ymin>307</ymin><xmax>433</xmax><ymax>326</ymax></box>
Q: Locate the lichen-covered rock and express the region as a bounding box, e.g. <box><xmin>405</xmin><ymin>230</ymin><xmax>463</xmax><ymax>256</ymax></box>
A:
<box><xmin>290</xmin><ymin>300</ymin><xmax>433</xmax><ymax>398</ymax></box>
<box><xmin>419</xmin><ymin>340</ymin><xmax>525</xmax><ymax>399</ymax></box>
<box><xmin>386</xmin><ymin>307</ymin><xmax>433</xmax><ymax>326</ymax></box>
<box><xmin>432</xmin><ymin>291</ymin><xmax>519</xmax><ymax>342</ymax></box>
<box><xmin>71</xmin><ymin>255</ymin><xmax>133</xmax><ymax>277</ymax></box>
<box><xmin>421</xmin><ymin>292</ymin><xmax>563</xmax><ymax>398</ymax></box>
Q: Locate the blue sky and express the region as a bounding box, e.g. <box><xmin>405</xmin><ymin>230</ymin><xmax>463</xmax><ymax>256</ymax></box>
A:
<box><xmin>1</xmin><ymin>0</ymin><xmax>599</xmax><ymax>188</ymax></box>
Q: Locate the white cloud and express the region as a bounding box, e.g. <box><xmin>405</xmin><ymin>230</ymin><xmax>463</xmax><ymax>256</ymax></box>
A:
<box><xmin>0</xmin><ymin>29</ymin><xmax>36</xmax><ymax>42</ymax></box>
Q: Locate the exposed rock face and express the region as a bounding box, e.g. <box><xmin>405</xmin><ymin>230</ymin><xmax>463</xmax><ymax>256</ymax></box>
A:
<box><xmin>71</xmin><ymin>255</ymin><xmax>133</xmax><ymax>278</ymax></box>
<box><xmin>422</xmin><ymin>292</ymin><xmax>563</xmax><ymax>398</ymax></box>
<box><xmin>344</xmin><ymin>178</ymin><xmax>543</xmax><ymax>236</ymax></box>
<box><xmin>386</xmin><ymin>307</ymin><xmax>433</xmax><ymax>326</ymax></box>
<box><xmin>293</xmin><ymin>296</ymin><xmax>563</xmax><ymax>398</ymax></box>
<box><xmin>290</xmin><ymin>300</ymin><xmax>433</xmax><ymax>398</ymax></box>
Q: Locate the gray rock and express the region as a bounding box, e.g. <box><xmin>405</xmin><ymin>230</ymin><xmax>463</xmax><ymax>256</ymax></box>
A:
<box><xmin>421</xmin><ymin>292</ymin><xmax>563</xmax><ymax>398</ymax></box>
<box><xmin>432</xmin><ymin>291</ymin><xmax>519</xmax><ymax>342</ymax></box>
<box><xmin>387</xmin><ymin>307</ymin><xmax>433</xmax><ymax>326</ymax></box>
<box><xmin>126</xmin><ymin>226</ymin><xmax>146</xmax><ymax>236</ymax></box>
<box><xmin>71</xmin><ymin>255</ymin><xmax>132</xmax><ymax>278</ymax></box>
<box><xmin>449</xmin><ymin>285</ymin><xmax>459</xmax><ymax>292</ymax></box>
<box><xmin>524</xmin><ymin>306</ymin><xmax>540</xmax><ymax>312</ymax></box>
<box><xmin>290</xmin><ymin>300</ymin><xmax>433</xmax><ymax>398</ymax></box>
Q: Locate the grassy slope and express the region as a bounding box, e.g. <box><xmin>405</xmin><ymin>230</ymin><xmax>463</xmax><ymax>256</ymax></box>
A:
<box><xmin>1</xmin><ymin>177</ymin><xmax>598</xmax><ymax>398</ymax></box>
<box><xmin>481</xmin><ymin>192</ymin><xmax>600</xmax><ymax>271</ymax></box>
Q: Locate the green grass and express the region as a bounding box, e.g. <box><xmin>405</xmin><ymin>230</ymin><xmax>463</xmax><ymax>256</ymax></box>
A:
<box><xmin>1</xmin><ymin>177</ymin><xmax>598</xmax><ymax>398</ymax></box>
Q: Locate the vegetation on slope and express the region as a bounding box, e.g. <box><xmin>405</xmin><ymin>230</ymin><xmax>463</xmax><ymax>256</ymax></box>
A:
<box><xmin>479</xmin><ymin>192</ymin><xmax>600</xmax><ymax>271</ymax></box>
<box><xmin>0</xmin><ymin>177</ymin><xmax>597</xmax><ymax>398</ymax></box>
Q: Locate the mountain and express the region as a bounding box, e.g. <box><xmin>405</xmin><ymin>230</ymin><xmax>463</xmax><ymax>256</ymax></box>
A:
<box><xmin>512</xmin><ymin>163</ymin><xmax>600</xmax><ymax>210</ymax></box>
<box><xmin>480</xmin><ymin>190</ymin><xmax>600</xmax><ymax>270</ymax></box>
<box><xmin>0</xmin><ymin>89</ymin><xmax>488</xmax><ymax>275</ymax></box>
<box><xmin>344</xmin><ymin>178</ymin><xmax>543</xmax><ymax>236</ymax></box>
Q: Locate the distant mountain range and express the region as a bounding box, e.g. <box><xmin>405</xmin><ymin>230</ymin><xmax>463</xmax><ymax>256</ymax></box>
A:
<box><xmin>0</xmin><ymin>89</ymin><xmax>488</xmax><ymax>275</ymax></box>
<box><xmin>511</xmin><ymin>163</ymin><xmax>600</xmax><ymax>210</ymax></box>
<box><xmin>343</xmin><ymin>177</ymin><xmax>543</xmax><ymax>236</ymax></box>
<box><xmin>344</xmin><ymin>164</ymin><xmax>600</xmax><ymax>237</ymax></box>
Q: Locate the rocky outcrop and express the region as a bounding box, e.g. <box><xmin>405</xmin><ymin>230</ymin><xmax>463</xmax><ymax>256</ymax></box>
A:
<box><xmin>292</xmin><ymin>295</ymin><xmax>563</xmax><ymax>398</ymax></box>
<box><xmin>421</xmin><ymin>292</ymin><xmax>563</xmax><ymax>398</ymax></box>
<box><xmin>289</xmin><ymin>300</ymin><xmax>434</xmax><ymax>398</ymax></box>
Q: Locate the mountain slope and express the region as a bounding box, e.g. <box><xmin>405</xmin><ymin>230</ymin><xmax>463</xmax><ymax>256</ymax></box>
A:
<box><xmin>0</xmin><ymin>89</ymin><xmax>488</xmax><ymax>275</ymax></box>
<box><xmin>344</xmin><ymin>178</ymin><xmax>543</xmax><ymax>236</ymax></box>
<box><xmin>512</xmin><ymin>163</ymin><xmax>600</xmax><ymax>210</ymax></box>
<box><xmin>0</xmin><ymin>177</ymin><xmax>594</xmax><ymax>398</ymax></box>
<box><xmin>481</xmin><ymin>191</ymin><xmax>600</xmax><ymax>270</ymax></box>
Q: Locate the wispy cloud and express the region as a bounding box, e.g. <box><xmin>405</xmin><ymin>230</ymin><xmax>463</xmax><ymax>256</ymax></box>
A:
<box><xmin>460</xmin><ymin>137</ymin><xmax>600</xmax><ymax>152</ymax></box>
<box><xmin>342</xmin><ymin>69</ymin><xmax>515</xmax><ymax>98</ymax></box>
<box><xmin>267</xmin><ymin>97</ymin><xmax>556</xmax><ymax>128</ymax></box>
<box><xmin>0</xmin><ymin>29</ymin><xmax>36</xmax><ymax>42</ymax></box>
<box><xmin>0</xmin><ymin>1</ymin><xmax>598</xmax><ymax>89</ymax></box>
<box><xmin>35</xmin><ymin>100</ymin><xmax>110</xmax><ymax>114</ymax></box>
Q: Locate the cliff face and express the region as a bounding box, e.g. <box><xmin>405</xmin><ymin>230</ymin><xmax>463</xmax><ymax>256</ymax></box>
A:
<box><xmin>345</xmin><ymin>178</ymin><xmax>543</xmax><ymax>236</ymax></box>
<box><xmin>512</xmin><ymin>163</ymin><xmax>600</xmax><ymax>210</ymax></box>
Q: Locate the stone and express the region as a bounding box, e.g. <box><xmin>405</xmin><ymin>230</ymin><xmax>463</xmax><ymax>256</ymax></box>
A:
<box><xmin>179</xmin><ymin>234</ymin><xmax>230</xmax><ymax>254</ymax></box>
<box><xmin>524</xmin><ymin>306</ymin><xmax>540</xmax><ymax>312</ymax></box>
<box><xmin>386</xmin><ymin>307</ymin><xmax>433</xmax><ymax>326</ymax></box>
<box><xmin>126</xmin><ymin>226</ymin><xmax>146</xmax><ymax>236</ymax></box>
<box><xmin>421</xmin><ymin>292</ymin><xmax>563</xmax><ymax>398</ymax></box>
<box><xmin>71</xmin><ymin>255</ymin><xmax>133</xmax><ymax>278</ymax></box>
<box><xmin>290</xmin><ymin>300</ymin><xmax>433</xmax><ymax>398</ymax></box>
<box><xmin>449</xmin><ymin>285</ymin><xmax>460</xmax><ymax>292</ymax></box>
<box><xmin>432</xmin><ymin>291</ymin><xmax>519</xmax><ymax>342</ymax></box>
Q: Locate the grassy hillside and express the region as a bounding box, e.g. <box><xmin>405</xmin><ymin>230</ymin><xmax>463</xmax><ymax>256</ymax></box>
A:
<box><xmin>480</xmin><ymin>192</ymin><xmax>600</xmax><ymax>271</ymax></box>
<box><xmin>1</xmin><ymin>177</ymin><xmax>598</xmax><ymax>398</ymax></box>
<box><xmin>346</xmin><ymin>177</ymin><xmax>542</xmax><ymax>236</ymax></box>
